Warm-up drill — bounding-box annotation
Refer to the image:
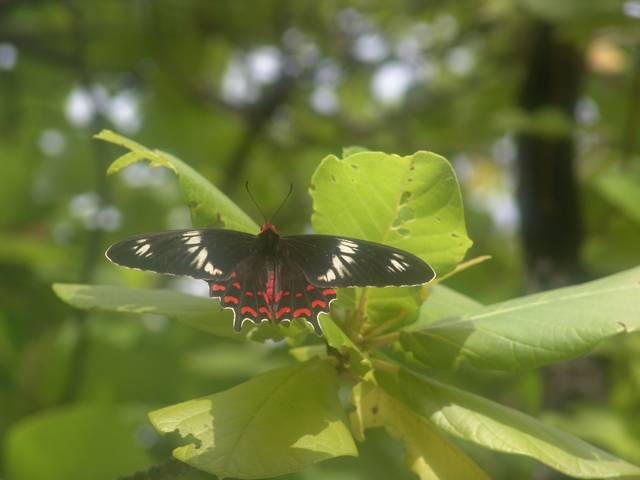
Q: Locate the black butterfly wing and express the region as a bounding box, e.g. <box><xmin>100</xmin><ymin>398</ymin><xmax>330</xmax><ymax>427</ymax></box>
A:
<box><xmin>105</xmin><ymin>228</ymin><xmax>257</xmax><ymax>280</ymax></box>
<box><xmin>280</xmin><ymin>234</ymin><xmax>436</xmax><ymax>288</ymax></box>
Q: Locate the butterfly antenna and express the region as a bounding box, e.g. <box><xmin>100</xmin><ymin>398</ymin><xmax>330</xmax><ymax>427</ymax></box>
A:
<box><xmin>245</xmin><ymin>181</ymin><xmax>268</xmax><ymax>224</ymax></box>
<box><xmin>269</xmin><ymin>183</ymin><xmax>294</xmax><ymax>224</ymax></box>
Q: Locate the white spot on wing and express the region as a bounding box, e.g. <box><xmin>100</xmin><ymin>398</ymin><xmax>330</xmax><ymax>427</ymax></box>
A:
<box><xmin>332</xmin><ymin>255</ymin><xmax>349</xmax><ymax>278</ymax></box>
<box><xmin>342</xmin><ymin>255</ymin><xmax>356</xmax><ymax>264</ymax></box>
<box><xmin>390</xmin><ymin>259</ymin><xmax>406</xmax><ymax>271</ymax></box>
<box><xmin>184</xmin><ymin>234</ymin><xmax>202</xmax><ymax>245</ymax></box>
<box><xmin>320</xmin><ymin>269</ymin><xmax>337</xmax><ymax>282</ymax></box>
<box><xmin>192</xmin><ymin>248</ymin><xmax>208</xmax><ymax>268</ymax></box>
<box><xmin>338</xmin><ymin>240</ymin><xmax>357</xmax><ymax>254</ymax></box>
<box><xmin>204</xmin><ymin>262</ymin><xmax>222</xmax><ymax>276</ymax></box>
<box><xmin>136</xmin><ymin>244</ymin><xmax>150</xmax><ymax>256</ymax></box>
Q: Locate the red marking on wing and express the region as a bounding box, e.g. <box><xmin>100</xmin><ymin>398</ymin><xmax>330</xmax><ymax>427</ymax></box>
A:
<box><xmin>266</xmin><ymin>272</ymin><xmax>275</xmax><ymax>302</ymax></box>
<box><xmin>231</xmin><ymin>282</ymin><xmax>241</xmax><ymax>289</ymax></box>
<box><xmin>276</xmin><ymin>306</ymin><xmax>291</xmax><ymax>319</ymax></box>
<box><xmin>229</xmin><ymin>272</ymin><xmax>237</xmax><ymax>278</ymax></box>
<box><xmin>322</xmin><ymin>288</ymin><xmax>336</xmax><ymax>296</ymax></box>
<box><xmin>245</xmin><ymin>291</ymin><xmax>254</xmax><ymax>297</ymax></box>
<box><xmin>258</xmin><ymin>306</ymin><xmax>272</xmax><ymax>319</ymax></box>
<box><xmin>223</xmin><ymin>295</ymin><xmax>239</xmax><ymax>304</ymax></box>
<box><xmin>293</xmin><ymin>307</ymin><xmax>312</xmax><ymax>318</ymax></box>
<box><xmin>295</xmin><ymin>292</ymin><xmax>303</xmax><ymax>298</ymax></box>
<box><xmin>275</xmin><ymin>290</ymin><xmax>290</xmax><ymax>302</ymax></box>
<box><xmin>311</xmin><ymin>299</ymin><xmax>327</xmax><ymax>308</ymax></box>
<box><xmin>211</xmin><ymin>284</ymin><xmax>226</xmax><ymax>292</ymax></box>
<box><xmin>306</xmin><ymin>284</ymin><xmax>314</xmax><ymax>292</ymax></box>
<box><xmin>241</xmin><ymin>306</ymin><xmax>257</xmax><ymax>317</ymax></box>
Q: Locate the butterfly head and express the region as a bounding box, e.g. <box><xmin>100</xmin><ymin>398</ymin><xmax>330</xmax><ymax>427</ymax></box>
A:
<box><xmin>260</xmin><ymin>223</ymin><xmax>278</xmax><ymax>234</ymax></box>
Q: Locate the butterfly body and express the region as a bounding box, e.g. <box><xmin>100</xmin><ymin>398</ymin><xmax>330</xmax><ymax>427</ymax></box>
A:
<box><xmin>106</xmin><ymin>223</ymin><xmax>435</xmax><ymax>335</ymax></box>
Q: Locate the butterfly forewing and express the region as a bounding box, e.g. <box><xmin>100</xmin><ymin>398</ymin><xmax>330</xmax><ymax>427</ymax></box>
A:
<box><xmin>105</xmin><ymin>229</ymin><xmax>257</xmax><ymax>280</ymax></box>
<box><xmin>280</xmin><ymin>234</ymin><xmax>436</xmax><ymax>288</ymax></box>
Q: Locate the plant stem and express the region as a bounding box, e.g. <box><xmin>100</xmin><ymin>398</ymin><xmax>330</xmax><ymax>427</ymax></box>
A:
<box><xmin>370</xmin><ymin>358</ymin><xmax>400</xmax><ymax>374</ymax></box>
<box><xmin>364</xmin><ymin>331</ymin><xmax>400</xmax><ymax>349</ymax></box>
<box><xmin>347</xmin><ymin>288</ymin><xmax>369</xmax><ymax>338</ymax></box>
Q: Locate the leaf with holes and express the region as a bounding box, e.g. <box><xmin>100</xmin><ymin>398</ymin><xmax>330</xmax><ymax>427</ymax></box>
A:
<box><xmin>96</xmin><ymin>130</ymin><xmax>257</xmax><ymax>233</ymax></box>
<box><xmin>149</xmin><ymin>359</ymin><xmax>357</xmax><ymax>479</ymax></box>
<box><xmin>310</xmin><ymin>150</ymin><xmax>471</xmax><ymax>327</ymax></box>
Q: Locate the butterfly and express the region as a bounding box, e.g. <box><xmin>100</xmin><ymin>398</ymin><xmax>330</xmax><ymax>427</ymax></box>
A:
<box><xmin>106</xmin><ymin>223</ymin><xmax>436</xmax><ymax>335</ymax></box>
<box><xmin>105</xmin><ymin>187</ymin><xmax>436</xmax><ymax>335</ymax></box>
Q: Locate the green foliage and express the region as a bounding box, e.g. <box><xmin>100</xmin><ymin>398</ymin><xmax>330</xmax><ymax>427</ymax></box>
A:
<box><xmin>4</xmin><ymin>404</ymin><xmax>152</xmax><ymax>480</ymax></box>
<box><xmin>50</xmin><ymin>134</ymin><xmax>640</xmax><ymax>479</ymax></box>
<box><xmin>351</xmin><ymin>379</ymin><xmax>489</xmax><ymax>480</ymax></box>
<box><xmin>97</xmin><ymin>130</ymin><xmax>258</xmax><ymax>233</ymax></box>
<box><xmin>149</xmin><ymin>359</ymin><xmax>357</xmax><ymax>479</ymax></box>
<box><xmin>401</xmin><ymin>267</ymin><xmax>640</xmax><ymax>371</ymax></box>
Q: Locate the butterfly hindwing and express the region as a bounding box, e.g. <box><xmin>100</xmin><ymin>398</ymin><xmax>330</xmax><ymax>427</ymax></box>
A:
<box><xmin>280</xmin><ymin>234</ymin><xmax>436</xmax><ymax>288</ymax></box>
<box><xmin>207</xmin><ymin>256</ymin><xmax>337</xmax><ymax>335</ymax></box>
<box><xmin>105</xmin><ymin>228</ymin><xmax>257</xmax><ymax>280</ymax></box>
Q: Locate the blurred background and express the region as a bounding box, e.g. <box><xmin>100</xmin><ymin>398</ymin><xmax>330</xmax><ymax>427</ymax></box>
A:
<box><xmin>1</xmin><ymin>1</ymin><xmax>640</xmax><ymax>479</ymax></box>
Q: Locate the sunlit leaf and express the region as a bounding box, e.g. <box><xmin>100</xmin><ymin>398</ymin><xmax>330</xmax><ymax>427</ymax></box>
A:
<box><xmin>376</xmin><ymin>367</ymin><xmax>640</xmax><ymax>479</ymax></box>
<box><xmin>401</xmin><ymin>266</ymin><xmax>640</xmax><ymax>370</ymax></box>
<box><xmin>350</xmin><ymin>380</ymin><xmax>489</xmax><ymax>480</ymax></box>
<box><xmin>149</xmin><ymin>359</ymin><xmax>357</xmax><ymax>479</ymax></box>
<box><xmin>310</xmin><ymin>151</ymin><xmax>471</xmax><ymax>327</ymax></box>
<box><xmin>96</xmin><ymin>129</ymin><xmax>258</xmax><ymax>233</ymax></box>
<box><xmin>53</xmin><ymin>283</ymin><xmax>240</xmax><ymax>339</ymax></box>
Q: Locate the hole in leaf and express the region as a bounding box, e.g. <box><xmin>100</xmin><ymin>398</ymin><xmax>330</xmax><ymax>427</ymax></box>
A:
<box><xmin>451</xmin><ymin>232</ymin><xmax>460</xmax><ymax>238</ymax></box>
<box><xmin>351</xmin><ymin>164</ymin><xmax>359</xmax><ymax>170</ymax></box>
<box><xmin>331</xmin><ymin>175</ymin><xmax>337</xmax><ymax>183</ymax></box>
<box><xmin>397</xmin><ymin>227</ymin><xmax>410</xmax><ymax>237</ymax></box>
<box><xmin>371</xmin><ymin>405</ymin><xmax>379</xmax><ymax>415</ymax></box>
<box><xmin>435</xmin><ymin>216</ymin><xmax>442</xmax><ymax>223</ymax></box>
<box><xmin>392</xmin><ymin>206</ymin><xmax>414</xmax><ymax>227</ymax></box>
<box><xmin>399</xmin><ymin>191</ymin><xmax>412</xmax><ymax>205</ymax></box>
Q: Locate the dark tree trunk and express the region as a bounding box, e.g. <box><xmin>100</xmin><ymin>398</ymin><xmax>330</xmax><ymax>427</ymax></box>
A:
<box><xmin>515</xmin><ymin>22</ymin><xmax>607</xmax><ymax>480</ymax></box>
<box><xmin>516</xmin><ymin>21</ymin><xmax>585</xmax><ymax>292</ymax></box>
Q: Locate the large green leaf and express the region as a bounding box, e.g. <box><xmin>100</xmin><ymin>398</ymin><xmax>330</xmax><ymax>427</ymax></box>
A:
<box><xmin>350</xmin><ymin>380</ymin><xmax>489</xmax><ymax>480</ymax></box>
<box><xmin>377</xmin><ymin>367</ymin><xmax>640</xmax><ymax>479</ymax></box>
<box><xmin>4</xmin><ymin>404</ymin><xmax>151</xmax><ymax>480</ymax></box>
<box><xmin>53</xmin><ymin>283</ymin><xmax>240</xmax><ymax>339</ymax></box>
<box><xmin>96</xmin><ymin>130</ymin><xmax>258</xmax><ymax>233</ymax></box>
<box><xmin>149</xmin><ymin>359</ymin><xmax>357</xmax><ymax>479</ymax></box>
<box><xmin>401</xmin><ymin>266</ymin><xmax>640</xmax><ymax>370</ymax></box>
<box><xmin>409</xmin><ymin>284</ymin><xmax>483</xmax><ymax>330</ymax></box>
<box><xmin>310</xmin><ymin>151</ymin><xmax>471</xmax><ymax>328</ymax></box>
<box><xmin>311</xmin><ymin>150</ymin><xmax>471</xmax><ymax>277</ymax></box>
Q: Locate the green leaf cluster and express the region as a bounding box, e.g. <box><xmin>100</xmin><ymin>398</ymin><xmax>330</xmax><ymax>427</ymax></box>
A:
<box><xmin>53</xmin><ymin>132</ymin><xmax>640</xmax><ymax>479</ymax></box>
